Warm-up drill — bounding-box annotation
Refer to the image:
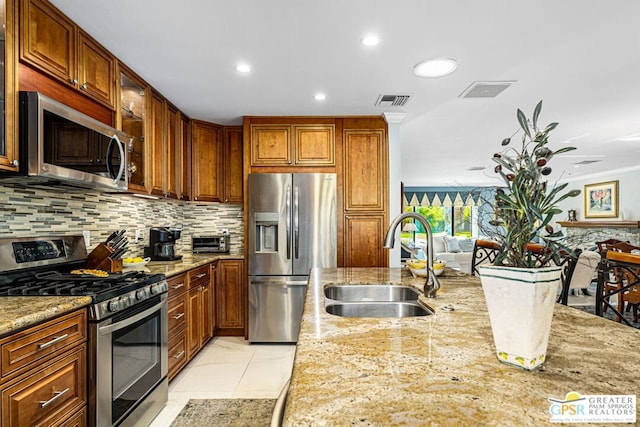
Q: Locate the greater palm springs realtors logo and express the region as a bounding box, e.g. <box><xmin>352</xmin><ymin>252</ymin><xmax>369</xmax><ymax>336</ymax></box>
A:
<box><xmin>549</xmin><ymin>392</ymin><xmax>636</xmax><ymax>423</ymax></box>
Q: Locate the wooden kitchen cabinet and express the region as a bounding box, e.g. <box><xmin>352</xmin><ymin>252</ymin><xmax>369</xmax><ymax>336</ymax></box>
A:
<box><xmin>343</xmin><ymin>215</ymin><xmax>387</xmax><ymax>267</ymax></box>
<box><xmin>223</xmin><ymin>126</ymin><xmax>243</xmax><ymax>203</ymax></box>
<box><xmin>0</xmin><ymin>0</ymin><xmax>19</xmax><ymax>172</ymax></box>
<box><xmin>0</xmin><ymin>309</ymin><xmax>87</xmax><ymax>427</ymax></box>
<box><xmin>187</xmin><ymin>265</ymin><xmax>213</xmax><ymax>358</ymax></box>
<box><xmin>117</xmin><ymin>65</ymin><xmax>149</xmax><ymax>193</ymax></box>
<box><xmin>343</xmin><ymin>129</ymin><xmax>386</xmax><ymax>212</ymax></box>
<box><xmin>180</xmin><ymin>114</ymin><xmax>192</xmax><ymax>201</ymax></box>
<box><xmin>167</xmin><ymin>273</ymin><xmax>188</xmax><ymax>381</ymax></box>
<box><xmin>20</xmin><ymin>0</ymin><xmax>116</xmax><ymax>108</ymax></box>
<box><xmin>191</xmin><ymin>120</ymin><xmax>223</xmax><ymax>202</ymax></box>
<box><xmin>216</xmin><ymin>259</ymin><xmax>245</xmax><ymax>335</ymax></box>
<box><xmin>148</xmin><ymin>91</ymin><xmax>181</xmax><ymax>199</ymax></box>
<box><xmin>250</xmin><ymin>124</ymin><xmax>335</xmax><ymax>167</ymax></box>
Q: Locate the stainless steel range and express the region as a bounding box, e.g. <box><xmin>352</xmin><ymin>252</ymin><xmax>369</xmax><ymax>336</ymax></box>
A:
<box><xmin>0</xmin><ymin>235</ymin><xmax>168</xmax><ymax>427</ymax></box>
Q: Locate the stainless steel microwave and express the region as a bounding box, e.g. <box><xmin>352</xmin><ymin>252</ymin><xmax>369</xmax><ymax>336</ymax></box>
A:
<box><xmin>192</xmin><ymin>235</ymin><xmax>230</xmax><ymax>253</ymax></box>
<box><xmin>6</xmin><ymin>92</ymin><xmax>133</xmax><ymax>190</ymax></box>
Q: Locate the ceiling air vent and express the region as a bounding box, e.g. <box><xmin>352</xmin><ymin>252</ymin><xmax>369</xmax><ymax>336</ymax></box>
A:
<box><xmin>375</xmin><ymin>94</ymin><xmax>412</xmax><ymax>107</ymax></box>
<box><xmin>573</xmin><ymin>160</ymin><xmax>602</xmax><ymax>166</ymax></box>
<box><xmin>466</xmin><ymin>166</ymin><xmax>488</xmax><ymax>171</ymax></box>
<box><xmin>459</xmin><ymin>81</ymin><xmax>514</xmax><ymax>99</ymax></box>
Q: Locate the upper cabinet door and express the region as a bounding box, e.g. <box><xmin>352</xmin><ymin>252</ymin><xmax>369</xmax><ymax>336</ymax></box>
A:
<box><xmin>117</xmin><ymin>65</ymin><xmax>149</xmax><ymax>193</ymax></box>
<box><xmin>343</xmin><ymin>129</ymin><xmax>387</xmax><ymax>211</ymax></box>
<box><xmin>223</xmin><ymin>126</ymin><xmax>243</xmax><ymax>204</ymax></box>
<box><xmin>78</xmin><ymin>31</ymin><xmax>115</xmax><ymax>107</ymax></box>
<box><xmin>0</xmin><ymin>0</ymin><xmax>19</xmax><ymax>171</ymax></box>
<box><xmin>149</xmin><ymin>91</ymin><xmax>166</xmax><ymax>196</ymax></box>
<box><xmin>293</xmin><ymin>124</ymin><xmax>335</xmax><ymax>166</ymax></box>
<box><xmin>20</xmin><ymin>0</ymin><xmax>77</xmax><ymax>85</ymax></box>
<box><xmin>192</xmin><ymin>120</ymin><xmax>223</xmax><ymax>202</ymax></box>
<box><xmin>250</xmin><ymin>124</ymin><xmax>291</xmax><ymax>166</ymax></box>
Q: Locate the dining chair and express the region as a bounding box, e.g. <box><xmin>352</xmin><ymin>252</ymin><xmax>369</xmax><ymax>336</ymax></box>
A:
<box><xmin>558</xmin><ymin>250</ymin><xmax>601</xmax><ymax>307</ymax></box>
<box><xmin>596</xmin><ymin>238</ymin><xmax>629</xmax><ymax>254</ymax></box>
<box><xmin>600</xmin><ymin>241</ymin><xmax>640</xmax><ymax>320</ymax></box>
<box><xmin>471</xmin><ymin>239</ymin><xmax>501</xmax><ymax>275</ymax></box>
<box><xmin>596</xmin><ymin>250</ymin><xmax>640</xmax><ymax>326</ymax></box>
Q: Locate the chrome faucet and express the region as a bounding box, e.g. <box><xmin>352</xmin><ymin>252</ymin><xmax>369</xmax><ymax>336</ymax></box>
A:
<box><xmin>383</xmin><ymin>213</ymin><xmax>441</xmax><ymax>298</ymax></box>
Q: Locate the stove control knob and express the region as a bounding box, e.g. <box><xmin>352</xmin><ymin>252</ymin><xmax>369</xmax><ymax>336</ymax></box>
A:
<box><xmin>108</xmin><ymin>299</ymin><xmax>121</xmax><ymax>312</ymax></box>
<box><xmin>136</xmin><ymin>289</ymin><xmax>147</xmax><ymax>301</ymax></box>
<box><xmin>150</xmin><ymin>284</ymin><xmax>163</xmax><ymax>295</ymax></box>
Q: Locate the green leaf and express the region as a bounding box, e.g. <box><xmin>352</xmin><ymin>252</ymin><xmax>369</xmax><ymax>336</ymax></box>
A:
<box><xmin>532</xmin><ymin>100</ymin><xmax>543</xmax><ymax>131</ymax></box>
<box><xmin>517</xmin><ymin>109</ymin><xmax>531</xmax><ymax>138</ymax></box>
<box><xmin>545</xmin><ymin>122</ymin><xmax>559</xmax><ymax>132</ymax></box>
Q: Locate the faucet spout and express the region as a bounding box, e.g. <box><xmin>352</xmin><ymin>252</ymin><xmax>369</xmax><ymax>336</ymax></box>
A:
<box><xmin>383</xmin><ymin>212</ymin><xmax>441</xmax><ymax>298</ymax></box>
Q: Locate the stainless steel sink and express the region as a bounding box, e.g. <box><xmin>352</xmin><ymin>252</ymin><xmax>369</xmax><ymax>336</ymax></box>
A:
<box><xmin>324</xmin><ymin>285</ymin><xmax>420</xmax><ymax>302</ymax></box>
<box><xmin>325</xmin><ymin>301</ymin><xmax>432</xmax><ymax>318</ymax></box>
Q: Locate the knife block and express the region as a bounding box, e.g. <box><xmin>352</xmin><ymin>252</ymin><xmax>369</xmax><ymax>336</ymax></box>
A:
<box><xmin>86</xmin><ymin>243</ymin><xmax>123</xmax><ymax>273</ymax></box>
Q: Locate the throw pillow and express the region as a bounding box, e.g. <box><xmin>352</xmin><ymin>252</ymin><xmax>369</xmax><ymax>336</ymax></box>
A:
<box><xmin>458</xmin><ymin>238</ymin><xmax>474</xmax><ymax>253</ymax></box>
<box><xmin>443</xmin><ymin>236</ymin><xmax>461</xmax><ymax>253</ymax></box>
<box><xmin>432</xmin><ymin>234</ymin><xmax>447</xmax><ymax>253</ymax></box>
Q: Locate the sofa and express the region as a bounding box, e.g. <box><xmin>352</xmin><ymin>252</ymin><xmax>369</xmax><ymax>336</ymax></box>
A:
<box><xmin>403</xmin><ymin>234</ymin><xmax>475</xmax><ymax>275</ymax></box>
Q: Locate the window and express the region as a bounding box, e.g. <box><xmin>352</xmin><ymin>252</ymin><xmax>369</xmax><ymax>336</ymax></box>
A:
<box><xmin>400</xmin><ymin>205</ymin><xmax>475</xmax><ymax>247</ymax></box>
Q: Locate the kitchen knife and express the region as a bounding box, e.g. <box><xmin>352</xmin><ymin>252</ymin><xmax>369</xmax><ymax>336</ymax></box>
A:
<box><xmin>110</xmin><ymin>230</ymin><xmax>127</xmax><ymax>248</ymax></box>
<box><xmin>112</xmin><ymin>237</ymin><xmax>128</xmax><ymax>251</ymax></box>
<box><xmin>104</xmin><ymin>231</ymin><xmax>118</xmax><ymax>245</ymax></box>
<box><xmin>112</xmin><ymin>247</ymin><xmax>128</xmax><ymax>259</ymax></box>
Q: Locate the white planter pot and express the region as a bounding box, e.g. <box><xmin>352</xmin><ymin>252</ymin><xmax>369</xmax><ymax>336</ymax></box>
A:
<box><xmin>478</xmin><ymin>265</ymin><xmax>561</xmax><ymax>371</ymax></box>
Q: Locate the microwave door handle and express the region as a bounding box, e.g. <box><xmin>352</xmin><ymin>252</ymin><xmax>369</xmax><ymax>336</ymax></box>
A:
<box><xmin>106</xmin><ymin>134</ymin><xmax>126</xmax><ymax>184</ymax></box>
<box><xmin>285</xmin><ymin>185</ymin><xmax>291</xmax><ymax>260</ymax></box>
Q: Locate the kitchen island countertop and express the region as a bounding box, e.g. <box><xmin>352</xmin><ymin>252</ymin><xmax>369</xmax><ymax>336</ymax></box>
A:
<box><xmin>284</xmin><ymin>267</ymin><xmax>640</xmax><ymax>426</ymax></box>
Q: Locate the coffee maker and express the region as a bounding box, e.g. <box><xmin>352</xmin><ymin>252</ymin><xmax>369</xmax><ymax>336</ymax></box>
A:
<box><xmin>145</xmin><ymin>227</ymin><xmax>182</xmax><ymax>261</ymax></box>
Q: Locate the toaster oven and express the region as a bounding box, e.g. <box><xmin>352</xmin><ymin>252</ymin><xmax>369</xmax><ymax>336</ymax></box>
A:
<box><xmin>192</xmin><ymin>235</ymin><xmax>230</xmax><ymax>253</ymax></box>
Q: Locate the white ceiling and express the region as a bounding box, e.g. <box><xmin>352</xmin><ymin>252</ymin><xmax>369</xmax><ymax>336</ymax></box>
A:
<box><xmin>51</xmin><ymin>0</ymin><xmax>640</xmax><ymax>187</ymax></box>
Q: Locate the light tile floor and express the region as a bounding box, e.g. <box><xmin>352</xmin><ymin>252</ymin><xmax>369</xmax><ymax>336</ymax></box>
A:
<box><xmin>149</xmin><ymin>337</ymin><xmax>296</xmax><ymax>427</ymax></box>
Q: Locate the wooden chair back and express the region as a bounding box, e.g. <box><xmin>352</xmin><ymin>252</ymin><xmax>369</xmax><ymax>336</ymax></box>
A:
<box><xmin>471</xmin><ymin>240</ymin><xmax>500</xmax><ymax>275</ymax></box>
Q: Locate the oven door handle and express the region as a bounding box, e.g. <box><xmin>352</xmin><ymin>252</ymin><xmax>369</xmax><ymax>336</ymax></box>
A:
<box><xmin>98</xmin><ymin>300</ymin><xmax>165</xmax><ymax>335</ymax></box>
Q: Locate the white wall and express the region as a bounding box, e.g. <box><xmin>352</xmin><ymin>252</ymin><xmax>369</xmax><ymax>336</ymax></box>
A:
<box><xmin>554</xmin><ymin>167</ymin><xmax>640</xmax><ymax>223</ymax></box>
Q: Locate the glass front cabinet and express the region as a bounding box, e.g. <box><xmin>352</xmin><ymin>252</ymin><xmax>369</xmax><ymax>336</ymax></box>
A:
<box><xmin>117</xmin><ymin>65</ymin><xmax>148</xmax><ymax>192</ymax></box>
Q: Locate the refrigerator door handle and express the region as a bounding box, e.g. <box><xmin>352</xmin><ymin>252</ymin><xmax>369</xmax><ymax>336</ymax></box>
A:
<box><xmin>294</xmin><ymin>185</ymin><xmax>299</xmax><ymax>259</ymax></box>
<box><xmin>286</xmin><ymin>185</ymin><xmax>291</xmax><ymax>259</ymax></box>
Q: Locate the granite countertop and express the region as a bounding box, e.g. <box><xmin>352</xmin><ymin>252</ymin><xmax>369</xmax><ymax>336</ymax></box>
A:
<box><xmin>0</xmin><ymin>296</ymin><xmax>93</xmax><ymax>338</ymax></box>
<box><xmin>283</xmin><ymin>267</ymin><xmax>640</xmax><ymax>426</ymax></box>
<box><xmin>132</xmin><ymin>252</ymin><xmax>244</xmax><ymax>277</ymax></box>
<box><xmin>0</xmin><ymin>252</ymin><xmax>244</xmax><ymax>339</ymax></box>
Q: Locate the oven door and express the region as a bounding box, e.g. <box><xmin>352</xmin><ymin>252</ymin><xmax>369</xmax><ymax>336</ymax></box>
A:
<box><xmin>93</xmin><ymin>294</ymin><xmax>168</xmax><ymax>427</ymax></box>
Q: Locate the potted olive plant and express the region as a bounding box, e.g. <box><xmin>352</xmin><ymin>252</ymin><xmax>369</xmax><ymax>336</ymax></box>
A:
<box><xmin>477</xmin><ymin>101</ymin><xmax>580</xmax><ymax>371</ymax></box>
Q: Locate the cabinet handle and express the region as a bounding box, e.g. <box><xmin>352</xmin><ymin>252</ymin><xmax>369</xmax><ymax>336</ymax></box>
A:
<box><xmin>80</xmin><ymin>83</ymin><xmax>87</xmax><ymax>90</ymax></box>
<box><xmin>70</xmin><ymin>79</ymin><xmax>78</xmax><ymax>85</ymax></box>
<box><xmin>11</xmin><ymin>159</ymin><xmax>19</xmax><ymax>167</ymax></box>
<box><xmin>173</xmin><ymin>350</ymin><xmax>185</xmax><ymax>360</ymax></box>
<box><xmin>195</xmin><ymin>273</ymin><xmax>206</xmax><ymax>279</ymax></box>
<box><xmin>40</xmin><ymin>388</ymin><xmax>70</xmax><ymax>408</ymax></box>
<box><xmin>38</xmin><ymin>334</ymin><xmax>69</xmax><ymax>350</ymax></box>
<box><xmin>172</xmin><ymin>283</ymin><xmax>185</xmax><ymax>290</ymax></box>
<box><xmin>173</xmin><ymin>312</ymin><xmax>185</xmax><ymax>320</ymax></box>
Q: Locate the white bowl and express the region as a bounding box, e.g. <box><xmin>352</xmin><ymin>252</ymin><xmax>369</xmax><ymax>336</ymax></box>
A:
<box><xmin>407</xmin><ymin>260</ymin><xmax>446</xmax><ymax>278</ymax></box>
<box><xmin>122</xmin><ymin>257</ymin><xmax>151</xmax><ymax>268</ymax></box>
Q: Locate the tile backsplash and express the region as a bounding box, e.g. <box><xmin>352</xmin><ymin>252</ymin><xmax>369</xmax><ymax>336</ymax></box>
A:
<box><xmin>0</xmin><ymin>184</ymin><xmax>244</xmax><ymax>257</ymax></box>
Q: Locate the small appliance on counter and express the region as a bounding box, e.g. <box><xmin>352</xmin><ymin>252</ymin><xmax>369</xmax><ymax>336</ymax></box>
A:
<box><xmin>145</xmin><ymin>227</ymin><xmax>182</xmax><ymax>261</ymax></box>
<box><xmin>192</xmin><ymin>235</ymin><xmax>230</xmax><ymax>253</ymax></box>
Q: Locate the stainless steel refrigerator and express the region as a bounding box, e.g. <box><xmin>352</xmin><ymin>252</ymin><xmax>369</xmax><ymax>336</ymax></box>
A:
<box><xmin>248</xmin><ymin>173</ymin><xmax>336</xmax><ymax>342</ymax></box>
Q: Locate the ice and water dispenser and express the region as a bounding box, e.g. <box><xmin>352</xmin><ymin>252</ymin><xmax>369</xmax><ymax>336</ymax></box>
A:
<box><xmin>254</xmin><ymin>212</ymin><xmax>279</xmax><ymax>253</ymax></box>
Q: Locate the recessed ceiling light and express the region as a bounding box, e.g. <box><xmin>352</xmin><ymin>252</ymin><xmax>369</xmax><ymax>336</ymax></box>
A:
<box><xmin>235</xmin><ymin>64</ymin><xmax>251</xmax><ymax>73</ymax></box>
<box><xmin>361</xmin><ymin>34</ymin><xmax>379</xmax><ymax>47</ymax></box>
<box><xmin>413</xmin><ymin>57</ymin><xmax>458</xmax><ymax>78</ymax></box>
<box><xmin>314</xmin><ymin>93</ymin><xmax>327</xmax><ymax>101</ymax></box>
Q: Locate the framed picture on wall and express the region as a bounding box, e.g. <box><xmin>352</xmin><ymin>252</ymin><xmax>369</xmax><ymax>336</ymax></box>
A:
<box><xmin>584</xmin><ymin>180</ymin><xmax>619</xmax><ymax>218</ymax></box>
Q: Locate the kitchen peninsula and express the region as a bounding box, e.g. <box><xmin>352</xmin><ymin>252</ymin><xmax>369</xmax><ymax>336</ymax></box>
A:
<box><xmin>283</xmin><ymin>268</ymin><xmax>639</xmax><ymax>426</ymax></box>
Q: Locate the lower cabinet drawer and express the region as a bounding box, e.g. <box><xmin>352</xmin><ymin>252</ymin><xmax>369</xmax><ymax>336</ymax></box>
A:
<box><xmin>168</xmin><ymin>294</ymin><xmax>188</xmax><ymax>334</ymax></box>
<box><xmin>167</xmin><ymin>332</ymin><xmax>188</xmax><ymax>382</ymax></box>
<box><xmin>1</xmin><ymin>345</ymin><xmax>86</xmax><ymax>427</ymax></box>
<box><xmin>58</xmin><ymin>406</ymin><xmax>86</xmax><ymax>427</ymax></box>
